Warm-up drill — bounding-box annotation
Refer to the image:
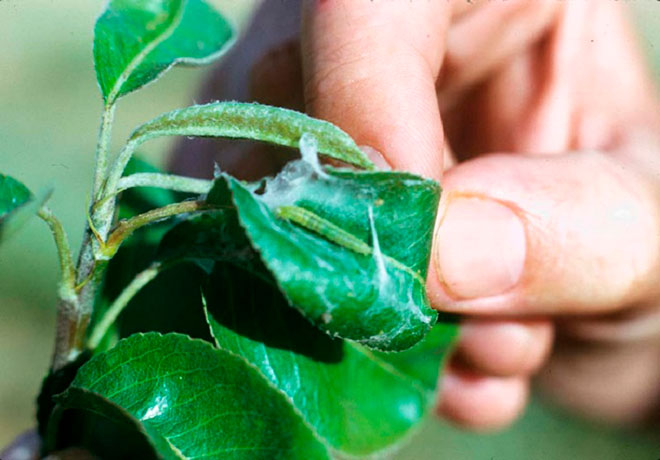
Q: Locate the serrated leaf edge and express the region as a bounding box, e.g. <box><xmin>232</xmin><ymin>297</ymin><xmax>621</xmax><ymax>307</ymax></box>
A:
<box><xmin>53</xmin><ymin>332</ymin><xmax>330</xmax><ymax>459</ymax></box>
<box><xmin>224</xmin><ymin>175</ymin><xmax>437</xmax><ymax>348</ymax></box>
<box><xmin>201</xmin><ymin>295</ymin><xmax>432</xmax><ymax>460</ymax></box>
<box><xmin>96</xmin><ymin>0</ymin><xmax>236</xmax><ymax>104</ymax></box>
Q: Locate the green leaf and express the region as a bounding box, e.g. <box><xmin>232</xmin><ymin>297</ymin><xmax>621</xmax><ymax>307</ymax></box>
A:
<box><xmin>0</xmin><ymin>173</ymin><xmax>31</xmax><ymax>217</ymax></box>
<box><xmin>0</xmin><ymin>174</ymin><xmax>50</xmax><ymax>242</ymax></box>
<box><xmin>374</xmin><ymin>320</ymin><xmax>459</xmax><ymax>391</ymax></box>
<box><xmin>127</xmin><ymin>102</ymin><xmax>375</xmax><ymax>169</ymax></box>
<box><xmin>204</xmin><ymin>165</ymin><xmax>440</xmax><ymax>351</ymax></box>
<box><xmin>94</xmin><ymin>0</ymin><xmax>235</xmax><ymax>104</ymax></box>
<box><xmin>204</xmin><ymin>265</ymin><xmax>454</xmax><ymax>456</ymax></box>
<box><xmin>52</xmin><ymin>333</ymin><xmax>329</xmax><ymax>459</ymax></box>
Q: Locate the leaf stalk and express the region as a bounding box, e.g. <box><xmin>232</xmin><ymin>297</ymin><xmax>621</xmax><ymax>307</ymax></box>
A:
<box><xmin>116</xmin><ymin>172</ymin><xmax>212</xmax><ymax>196</ymax></box>
<box><xmin>37</xmin><ymin>207</ymin><xmax>76</xmax><ymax>292</ymax></box>
<box><xmin>103</xmin><ymin>200</ymin><xmax>214</xmax><ymax>259</ymax></box>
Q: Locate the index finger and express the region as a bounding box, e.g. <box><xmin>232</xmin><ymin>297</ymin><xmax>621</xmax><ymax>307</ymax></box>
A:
<box><xmin>301</xmin><ymin>0</ymin><xmax>452</xmax><ymax>180</ymax></box>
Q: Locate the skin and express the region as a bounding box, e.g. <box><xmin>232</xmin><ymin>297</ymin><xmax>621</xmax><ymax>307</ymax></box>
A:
<box><xmin>174</xmin><ymin>0</ymin><xmax>660</xmax><ymax>430</ymax></box>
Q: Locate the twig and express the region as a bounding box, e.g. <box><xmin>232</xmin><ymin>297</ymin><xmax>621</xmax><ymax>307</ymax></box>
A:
<box><xmin>92</xmin><ymin>104</ymin><xmax>116</xmax><ymax>200</ymax></box>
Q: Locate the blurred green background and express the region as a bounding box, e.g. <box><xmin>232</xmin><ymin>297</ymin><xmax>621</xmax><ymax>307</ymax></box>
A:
<box><xmin>1</xmin><ymin>1</ymin><xmax>658</xmax><ymax>458</ymax></box>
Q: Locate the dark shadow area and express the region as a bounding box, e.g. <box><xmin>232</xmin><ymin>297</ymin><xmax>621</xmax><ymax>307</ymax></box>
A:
<box><xmin>205</xmin><ymin>263</ymin><xmax>344</xmax><ymax>364</ymax></box>
<box><xmin>117</xmin><ymin>262</ymin><xmax>213</xmax><ymax>342</ymax></box>
<box><xmin>52</xmin><ymin>408</ymin><xmax>157</xmax><ymax>460</ymax></box>
<box><xmin>36</xmin><ymin>352</ymin><xmax>91</xmax><ymax>439</ymax></box>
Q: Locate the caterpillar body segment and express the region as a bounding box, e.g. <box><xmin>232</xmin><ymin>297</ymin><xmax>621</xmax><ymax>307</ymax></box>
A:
<box><xmin>275</xmin><ymin>205</ymin><xmax>372</xmax><ymax>255</ymax></box>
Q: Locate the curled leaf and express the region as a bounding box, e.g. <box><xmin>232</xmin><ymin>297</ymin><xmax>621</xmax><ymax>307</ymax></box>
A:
<box><xmin>127</xmin><ymin>102</ymin><xmax>375</xmax><ymax>169</ymax></box>
<box><xmin>188</xmin><ymin>155</ymin><xmax>441</xmax><ymax>351</ymax></box>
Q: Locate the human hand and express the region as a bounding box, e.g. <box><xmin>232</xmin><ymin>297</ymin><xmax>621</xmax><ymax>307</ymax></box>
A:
<box><xmin>174</xmin><ymin>0</ymin><xmax>660</xmax><ymax>430</ymax></box>
<box><xmin>301</xmin><ymin>0</ymin><xmax>660</xmax><ymax>429</ymax></box>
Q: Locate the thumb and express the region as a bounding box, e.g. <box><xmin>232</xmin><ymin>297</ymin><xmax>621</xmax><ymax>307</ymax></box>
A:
<box><xmin>427</xmin><ymin>150</ymin><xmax>660</xmax><ymax>315</ymax></box>
<box><xmin>301</xmin><ymin>0</ymin><xmax>451</xmax><ymax>180</ymax></box>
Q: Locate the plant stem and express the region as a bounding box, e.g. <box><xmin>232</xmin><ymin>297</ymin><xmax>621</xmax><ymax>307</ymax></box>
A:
<box><xmin>92</xmin><ymin>138</ymin><xmax>138</xmax><ymax>244</ymax></box>
<box><xmin>50</xmin><ymin>98</ymin><xmax>211</xmax><ymax>370</ymax></box>
<box><xmin>103</xmin><ymin>200</ymin><xmax>213</xmax><ymax>258</ymax></box>
<box><xmin>116</xmin><ymin>173</ymin><xmax>212</xmax><ymax>196</ymax></box>
<box><xmin>93</xmin><ymin>104</ymin><xmax>116</xmax><ymax>200</ymax></box>
<box><xmin>37</xmin><ymin>207</ymin><xmax>76</xmax><ymax>291</ymax></box>
<box><xmin>50</xmin><ymin>105</ymin><xmax>117</xmax><ymax>371</ymax></box>
<box><xmin>87</xmin><ymin>261</ymin><xmax>174</xmax><ymax>349</ymax></box>
<box><xmin>51</xmin><ymin>197</ymin><xmax>211</xmax><ymax>370</ymax></box>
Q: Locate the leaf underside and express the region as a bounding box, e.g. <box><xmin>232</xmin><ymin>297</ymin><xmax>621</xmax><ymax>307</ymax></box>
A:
<box><xmin>128</xmin><ymin>102</ymin><xmax>375</xmax><ymax>170</ymax></box>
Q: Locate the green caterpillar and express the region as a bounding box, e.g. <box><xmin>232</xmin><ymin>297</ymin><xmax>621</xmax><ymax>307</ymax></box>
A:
<box><xmin>275</xmin><ymin>205</ymin><xmax>372</xmax><ymax>255</ymax></box>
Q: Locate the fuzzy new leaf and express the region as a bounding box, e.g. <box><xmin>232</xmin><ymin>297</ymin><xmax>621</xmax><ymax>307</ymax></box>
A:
<box><xmin>128</xmin><ymin>102</ymin><xmax>375</xmax><ymax>169</ymax></box>
<box><xmin>94</xmin><ymin>0</ymin><xmax>234</xmax><ymax>104</ymax></box>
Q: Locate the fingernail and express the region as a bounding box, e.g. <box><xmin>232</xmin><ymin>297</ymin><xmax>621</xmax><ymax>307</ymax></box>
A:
<box><xmin>359</xmin><ymin>145</ymin><xmax>392</xmax><ymax>170</ymax></box>
<box><xmin>435</xmin><ymin>197</ymin><xmax>526</xmax><ymax>299</ymax></box>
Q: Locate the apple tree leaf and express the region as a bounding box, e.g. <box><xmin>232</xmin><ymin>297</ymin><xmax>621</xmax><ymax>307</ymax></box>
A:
<box><xmin>51</xmin><ymin>333</ymin><xmax>329</xmax><ymax>459</ymax></box>
<box><xmin>94</xmin><ymin>0</ymin><xmax>235</xmax><ymax>104</ymax></box>
<box><xmin>203</xmin><ymin>264</ymin><xmax>455</xmax><ymax>457</ymax></box>
<box><xmin>126</xmin><ymin>102</ymin><xmax>375</xmax><ymax>169</ymax></box>
<box><xmin>0</xmin><ymin>173</ymin><xmax>31</xmax><ymax>217</ymax></box>
<box><xmin>0</xmin><ymin>174</ymin><xmax>50</xmax><ymax>242</ymax></box>
<box><xmin>203</xmin><ymin>165</ymin><xmax>440</xmax><ymax>351</ymax></box>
